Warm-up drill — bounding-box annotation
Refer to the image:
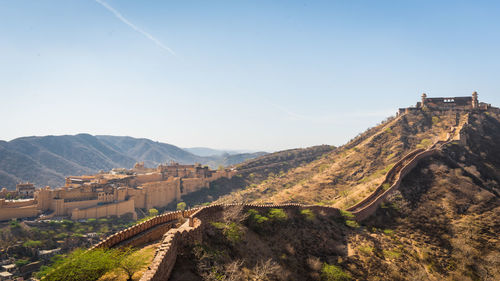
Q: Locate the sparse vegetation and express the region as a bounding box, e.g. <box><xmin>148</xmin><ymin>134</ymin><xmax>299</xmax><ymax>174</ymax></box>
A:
<box><xmin>345</xmin><ymin>220</ymin><xmax>360</xmax><ymax>228</ymax></box>
<box><xmin>176</xmin><ymin>202</ymin><xmax>186</xmax><ymax>211</ymax></box>
<box><xmin>300</xmin><ymin>209</ymin><xmax>315</xmax><ymax>220</ymax></box>
<box><xmin>267</xmin><ymin>208</ymin><xmax>287</xmax><ymax>221</ymax></box>
<box><xmin>383</xmin><ymin>249</ymin><xmax>401</xmax><ymax>259</ymax></box>
<box><xmin>321</xmin><ymin>263</ymin><xmax>351</xmax><ymax>281</ymax></box>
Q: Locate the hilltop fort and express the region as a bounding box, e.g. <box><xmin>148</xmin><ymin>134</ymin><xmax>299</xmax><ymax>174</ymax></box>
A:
<box><xmin>398</xmin><ymin>91</ymin><xmax>495</xmax><ymax>115</ymax></box>
<box><xmin>0</xmin><ymin>162</ymin><xmax>235</xmax><ymax>221</ymax></box>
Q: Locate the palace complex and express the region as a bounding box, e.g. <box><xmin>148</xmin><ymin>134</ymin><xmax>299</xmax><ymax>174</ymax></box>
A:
<box><xmin>0</xmin><ymin>162</ymin><xmax>235</xmax><ymax>221</ymax></box>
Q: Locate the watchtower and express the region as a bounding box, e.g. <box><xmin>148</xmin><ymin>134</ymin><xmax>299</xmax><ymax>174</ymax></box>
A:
<box><xmin>421</xmin><ymin>93</ymin><xmax>427</xmax><ymax>108</ymax></box>
<box><xmin>472</xmin><ymin>91</ymin><xmax>479</xmax><ymax>109</ymax></box>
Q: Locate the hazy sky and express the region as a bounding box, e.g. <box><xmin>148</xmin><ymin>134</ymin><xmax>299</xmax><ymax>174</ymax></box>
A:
<box><xmin>1</xmin><ymin>0</ymin><xmax>500</xmax><ymax>151</ymax></box>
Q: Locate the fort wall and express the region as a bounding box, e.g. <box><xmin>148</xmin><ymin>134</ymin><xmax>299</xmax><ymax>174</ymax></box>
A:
<box><xmin>0</xmin><ymin>205</ymin><xmax>39</xmax><ymax>221</ymax></box>
<box><xmin>135</xmin><ymin>173</ymin><xmax>164</xmax><ymax>185</ymax></box>
<box><xmin>348</xmin><ymin>112</ymin><xmax>470</xmax><ymax>221</ymax></box>
<box><xmin>142</xmin><ymin>179</ymin><xmax>181</xmax><ymax>210</ymax></box>
<box><xmin>181</xmin><ymin>178</ymin><xmax>209</xmax><ymax>194</ymax></box>
<box><xmin>71</xmin><ymin>199</ymin><xmax>137</xmax><ymax>220</ymax></box>
<box><xmin>0</xmin><ymin>199</ymin><xmax>36</xmax><ymax>208</ymax></box>
<box><xmin>0</xmin><ymin>200</ymin><xmax>39</xmax><ymax>220</ymax></box>
<box><xmin>351</xmin><ymin>149</ymin><xmax>440</xmax><ymax>221</ymax></box>
<box><xmin>0</xmin><ymin>162</ymin><xmax>233</xmax><ymax>221</ymax></box>
<box><xmin>137</xmin><ymin>204</ymin><xmax>340</xmax><ymax>281</ymax></box>
<box><xmin>91</xmin><ymin>210</ymin><xmax>192</xmax><ymax>249</ymax></box>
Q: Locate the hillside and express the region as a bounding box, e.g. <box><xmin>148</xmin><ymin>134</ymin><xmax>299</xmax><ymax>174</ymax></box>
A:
<box><xmin>343</xmin><ymin>111</ymin><xmax>500</xmax><ymax>280</ymax></box>
<box><xmin>0</xmin><ymin>134</ymin><xmax>265</xmax><ymax>189</ymax></box>
<box><xmin>165</xmin><ymin>145</ymin><xmax>335</xmax><ymax>209</ymax></box>
<box><xmin>167</xmin><ymin>110</ymin><xmax>500</xmax><ymax>281</ymax></box>
<box><xmin>215</xmin><ymin>111</ymin><xmax>470</xmax><ymax>209</ymax></box>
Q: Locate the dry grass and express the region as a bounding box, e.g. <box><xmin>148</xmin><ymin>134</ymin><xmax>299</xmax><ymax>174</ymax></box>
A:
<box><xmin>216</xmin><ymin>111</ymin><xmax>463</xmax><ymax>209</ymax></box>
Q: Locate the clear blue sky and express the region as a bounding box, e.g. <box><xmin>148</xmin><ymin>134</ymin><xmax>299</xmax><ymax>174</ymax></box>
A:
<box><xmin>1</xmin><ymin>0</ymin><xmax>499</xmax><ymax>151</ymax></box>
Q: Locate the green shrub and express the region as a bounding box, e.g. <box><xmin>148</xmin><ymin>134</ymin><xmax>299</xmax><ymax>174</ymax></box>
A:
<box><xmin>268</xmin><ymin>208</ymin><xmax>287</xmax><ymax>221</ymax></box>
<box><xmin>211</xmin><ymin>222</ymin><xmax>243</xmax><ymax>244</ymax></box>
<box><xmin>247</xmin><ymin>209</ymin><xmax>269</xmax><ymax>224</ymax></box>
<box><xmin>358</xmin><ymin>246</ymin><xmax>373</xmax><ymax>255</ymax></box>
<box><xmin>383</xmin><ymin>249</ymin><xmax>401</xmax><ymax>259</ymax></box>
<box><xmin>176</xmin><ymin>202</ymin><xmax>186</xmax><ymax>211</ymax></box>
<box><xmin>148</xmin><ymin>208</ymin><xmax>158</xmax><ymax>217</ymax></box>
<box><xmin>23</xmin><ymin>240</ymin><xmax>42</xmax><ymax>248</ymax></box>
<box><xmin>300</xmin><ymin>209</ymin><xmax>315</xmax><ymax>220</ymax></box>
<box><xmin>339</xmin><ymin>210</ymin><xmax>354</xmax><ymax>220</ymax></box>
<box><xmin>432</xmin><ymin>116</ymin><xmax>440</xmax><ymax>125</ymax></box>
<box><xmin>345</xmin><ymin>220</ymin><xmax>360</xmax><ymax>228</ymax></box>
<box><xmin>417</xmin><ymin>138</ymin><xmax>432</xmax><ymax>149</ymax></box>
<box><xmin>382</xmin><ymin>183</ymin><xmax>391</xmax><ymax>190</ymax></box>
<box><xmin>15</xmin><ymin>259</ymin><xmax>30</xmax><ymax>267</ymax></box>
<box><xmin>321</xmin><ymin>263</ymin><xmax>351</xmax><ymax>281</ymax></box>
<box><xmin>9</xmin><ymin>219</ymin><xmax>20</xmax><ymax>228</ymax></box>
<box><xmin>383</xmin><ymin>229</ymin><xmax>394</xmax><ymax>235</ymax></box>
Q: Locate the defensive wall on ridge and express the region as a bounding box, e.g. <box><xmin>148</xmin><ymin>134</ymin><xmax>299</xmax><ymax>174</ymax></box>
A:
<box><xmin>347</xmin><ymin>112</ymin><xmax>469</xmax><ymax>220</ymax></box>
<box><xmin>91</xmin><ymin>110</ymin><xmax>479</xmax><ymax>281</ymax></box>
<box><xmin>138</xmin><ymin>203</ymin><xmax>341</xmax><ymax>281</ymax></box>
<box><xmin>90</xmin><ymin>203</ymin><xmax>340</xmax><ymax>281</ymax></box>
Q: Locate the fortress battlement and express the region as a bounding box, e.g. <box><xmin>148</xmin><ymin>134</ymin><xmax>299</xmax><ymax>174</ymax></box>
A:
<box><xmin>398</xmin><ymin>91</ymin><xmax>495</xmax><ymax>115</ymax></box>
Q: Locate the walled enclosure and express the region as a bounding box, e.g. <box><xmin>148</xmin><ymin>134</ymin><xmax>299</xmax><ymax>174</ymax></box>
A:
<box><xmin>0</xmin><ymin>163</ymin><xmax>236</xmax><ymax>221</ymax></box>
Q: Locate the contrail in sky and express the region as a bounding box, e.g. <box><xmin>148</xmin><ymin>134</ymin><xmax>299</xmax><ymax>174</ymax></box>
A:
<box><xmin>95</xmin><ymin>0</ymin><xmax>176</xmax><ymax>56</ymax></box>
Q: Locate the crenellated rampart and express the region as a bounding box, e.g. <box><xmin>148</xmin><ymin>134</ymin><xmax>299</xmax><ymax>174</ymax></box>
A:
<box><xmin>136</xmin><ymin>203</ymin><xmax>341</xmax><ymax>281</ymax></box>
<box><xmin>346</xmin><ymin>113</ymin><xmax>470</xmax><ymax>221</ymax></box>
<box><xmin>91</xmin><ymin>209</ymin><xmax>197</xmax><ymax>250</ymax></box>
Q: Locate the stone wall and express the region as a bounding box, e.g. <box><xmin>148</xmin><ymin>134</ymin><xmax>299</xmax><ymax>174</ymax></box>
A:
<box><xmin>138</xmin><ymin>203</ymin><xmax>341</xmax><ymax>281</ymax></box>
<box><xmin>135</xmin><ymin>173</ymin><xmax>164</xmax><ymax>185</ymax></box>
<box><xmin>350</xmin><ymin>149</ymin><xmax>440</xmax><ymax>221</ymax></box>
<box><xmin>0</xmin><ymin>199</ymin><xmax>36</xmax><ymax>208</ymax></box>
<box><xmin>181</xmin><ymin>178</ymin><xmax>209</xmax><ymax>194</ymax></box>
<box><xmin>71</xmin><ymin>199</ymin><xmax>137</xmax><ymax>220</ymax></box>
<box><xmin>91</xmin><ymin>210</ymin><xmax>194</xmax><ymax>250</ymax></box>
<box><xmin>0</xmin><ymin>204</ymin><xmax>39</xmax><ymax>221</ymax></box>
<box><xmin>346</xmin><ymin>148</ymin><xmax>425</xmax><ymax>213</ymax></box>
<box><xmin>347</xmin><ymin>113</ymin><xmax>469</xmax><ymax>221</ymax></box>
<box><xmin>141</xmin><ymin>179</ymin><xmax>181</xmax><ymax>210</ymax></box>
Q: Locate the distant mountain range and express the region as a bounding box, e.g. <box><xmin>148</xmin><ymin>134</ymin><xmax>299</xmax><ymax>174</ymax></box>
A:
<box><xmin>0</xmin><ymin>134</ymin><xmax>266</xmax><ymax>189</ymax></box>
<box><xmin>183</xmin><ymin>147</ymin><xmax>258</xmax><ymax>157</ymax></box>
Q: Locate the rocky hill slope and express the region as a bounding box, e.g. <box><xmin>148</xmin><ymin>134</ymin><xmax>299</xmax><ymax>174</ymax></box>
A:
<box><xmin>0</xmin><ymin>134</ymin><xmax>265</xmax><ymax>189</ymax></box>
<box><xmin>167</xmin><ymin>110</ymin><xmax>500</xmax><ymax>281</ymax></box>
<box><xmin>216</xmin><ymin>111</ymin><xmax>470</xmax><ymax>209</ymax></box>
<box><xmin>164</xmin><ymin>145</ymin><xmax>335</xmax><ymax>209</ymax></box>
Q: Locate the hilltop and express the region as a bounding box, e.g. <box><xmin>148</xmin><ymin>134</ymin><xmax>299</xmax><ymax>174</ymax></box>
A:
<box><xmin>215</xmin><ymin>110</ymin><xmax>470</xmax><ymax>208</ymax></box>
<box><xmin>166</xmin><ymin>107</ymin><xmax>500</xmax><ymax>280</ymax></box>
<box><xmin>0</xmin><ymin>134</ymin><xmax>265</xmax><ymax>189</ymax></box>
<box><xmin>165</xmin><ymin>145</ymin><xmax>335</xmax><ymax>208</ymax></box>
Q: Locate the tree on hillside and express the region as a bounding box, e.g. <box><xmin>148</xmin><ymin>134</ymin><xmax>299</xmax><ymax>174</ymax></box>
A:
<box><xmin>38</xmin><ymin>248</ymin><xmax>119</xmax><ymax>281</ymax></box>
<box><xmin>116</xmin><ymin>248</ymin><xmax>149</xmax><ymax>281</ymax></box>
